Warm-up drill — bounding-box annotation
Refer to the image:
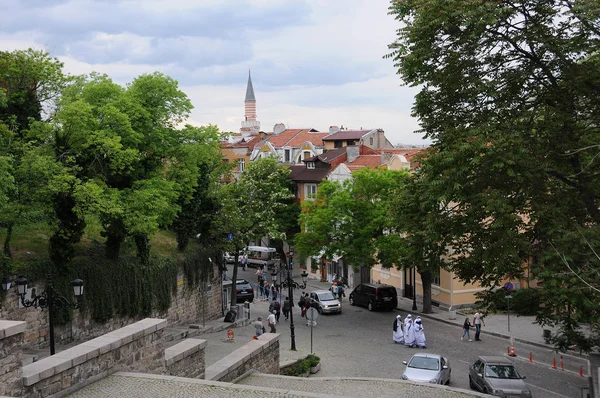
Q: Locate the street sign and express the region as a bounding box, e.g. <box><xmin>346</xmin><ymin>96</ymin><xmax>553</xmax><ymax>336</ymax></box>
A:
<box><xmin>227</xmin><ymin>233</ymin><xmax>233</xmax><ymax>240</ymax></box>
<box><xmin>307</xmin><ymin>321</ymin><xmax>317</xmax><ymax>327</ymax></box>
<box><xmin>503</xmin><ymin>282</ymin><xmax>513</xmax><ymax>291</ymax></box>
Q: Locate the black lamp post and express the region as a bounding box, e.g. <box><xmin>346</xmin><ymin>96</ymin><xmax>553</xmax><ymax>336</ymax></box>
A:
<box><xmin>271</xmin><ymin>266</ymin><xmax>308</xmax><ymax>351</ymax></box>
<box><xmin>1</xmin><ymin>277</ymin><xmax>11</xmax><ymax>291</ymax></box>
<box><xmin>15</xmin><ymin>274</ymin><xmax>84</xmax><ymax>355</ymax></box>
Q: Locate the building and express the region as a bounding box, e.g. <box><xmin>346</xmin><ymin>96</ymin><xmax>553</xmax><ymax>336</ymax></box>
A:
<box><xmin>251</xmin><ymin>125</ymin><xmax>329</xmax><ymax>164</ymax></box>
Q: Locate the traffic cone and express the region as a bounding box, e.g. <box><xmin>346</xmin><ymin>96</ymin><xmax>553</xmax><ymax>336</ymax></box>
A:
<box><xmin>579</xmin><ymin>366</ymin><xmax>584</xmax><ymax>377</ymax></box>
<box><xmin>552</xmin><ymin>357</ymin><xmax>557</xmax><ymax>369</ymax></box>
<box><xmin>529</xmin><ymin>352</ymin><xmax>532</xmax><ymax>362</ymax></box>
<box><xmin>508</xmin><ymin>345</ymin><xmax>516</xmax><ymax>357</ymax></box>
<box><xmin>560</xmin><ymin>356</ymin><xmax>564</xmax><ymax>371</ymax></box>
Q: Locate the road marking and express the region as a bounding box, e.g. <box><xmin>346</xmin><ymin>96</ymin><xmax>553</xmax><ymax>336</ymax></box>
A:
<box><xmin>526</xmin><ymin>382</ymin><xmax>571</xmax><ymax>398</ymax></box>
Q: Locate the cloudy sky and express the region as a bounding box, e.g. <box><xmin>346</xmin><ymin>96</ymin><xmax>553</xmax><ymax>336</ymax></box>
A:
<box><xmin>1</xmin><ymin>0</ymin><xmax>427</xmax><ymax>145</ymax></box>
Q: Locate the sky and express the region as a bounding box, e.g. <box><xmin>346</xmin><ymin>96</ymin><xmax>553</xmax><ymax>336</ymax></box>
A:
<box><xmin>0</xmin><ymin>0</ymin><xmax>427</xmax><ymax>145</ymax></box>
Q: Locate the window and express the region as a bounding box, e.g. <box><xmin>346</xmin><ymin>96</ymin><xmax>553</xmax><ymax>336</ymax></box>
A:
<box><xmin>238</xmin><ymin>158</ymin><xmax>245</xmax><ymax>172</ymax></box>
<box><xmin>334</xmin><ymin>141</ymin><xmax>343</xmax><ymax>148</ymax></box>
<box><xmin>284</xmin><ymin>149</ymin><xmax>291</xmax><ymax>162</ymax></box>
<box><xmin>307</xmin><ymin>162</ymin><xmax>315</xmax><ymax>169</ymax></box>
<box><xmin>369</xmin><ymin>137</ymin><xmax>374</xmax><ymax>145</ymax></box>
<box><xmin>305</xmin><ymin>184</ymin><xmax>317</xmax><ymax>200</ymax></box>
<box><xmin>347</xmin><ymin>140</ymin><xmax>356</xmax><ymax>145</ymax></box>
<box><xmin>303</xmin><ymin>151</ymin><xmax>311</xmax><ymax>160</ymax></box>
<box><xmin>432</xmin><ymin>274</ymin><xmax>440</xmax><ymax>286</ymax></box>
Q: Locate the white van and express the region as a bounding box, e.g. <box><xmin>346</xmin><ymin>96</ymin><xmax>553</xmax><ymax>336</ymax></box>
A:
<box><xmin>245</xmin><ymin>246</ymin><xmax>280</xmax><ymax>269</ymax></box>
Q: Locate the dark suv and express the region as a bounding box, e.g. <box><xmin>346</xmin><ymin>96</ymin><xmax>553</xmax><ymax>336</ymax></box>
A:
<box><xmin>349</xmin><ymin>283</ymin><xmax>397</xmax><ymax>311</ymax></box>
<box><xmin>235</xmin><ymin>279</ymin><xmax>254</xmax><ymax>303</ymax></box>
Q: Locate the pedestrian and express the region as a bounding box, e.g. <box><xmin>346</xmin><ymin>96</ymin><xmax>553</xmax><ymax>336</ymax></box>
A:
<box><xmin>404</xmin><ymin>315</ymin><xmax>416</xmax><ymax>347</ymax></box>
<box><xmin>254</xmin><ymin>316</ymin><xmax>265</xmax><ymax>337</ymax></box>
<box><xmin>241</xmin><ymin>255</ymin><xmax>247</xmax><ymax>271</ymax></box>
<box><xmin>393</xmin><ymin>315</ymin><xmax>404</xmax><ymax>344</ymax></box>
<box><xmin>298</xmin><ymin>292</ymin><xmax>306</xmax><ymax>317</ymax></box>
<box><xmin>461</xmin><ymin>317</ymin><xmax>472</xmax><ymax>341</ymax></box>
<box><xmin>264</xmin><ymin>282</ymin><xmax>270</xmax><ymax>300</ymax></box>
<box><xmin>273</xmin><ymin>299</ymin><xmax>281</xmax><ymax>322</ymax></box>
<box><xmin>271</xmin><ymin>284</ymin><xmax>278</xmax><ymax>301</ymax></box>
<box><xmin>338</xmin><ymin>283</ymin><xmax>344</xmax><ymax>302</ymax></box>
<box><xmin>267</xmin><ymin>310</ymin><xmax>277</xmax><ymax>333</ymax></box>
<box><xmin>473</xmin><ymin>311</ymin><xmax>485</xmax><ymax>341</ymax></box>
<box><xmin>403</xmin><ymin>314</ymin><xmax>412</xmax><ymax>342</ymax></box>
<box><xmin>330</xmin><ymin>282</ymin><xmax>337</xmax><ymax>299</ymax></box>
<box><xmin>301</xmin><ymin>293</ymin><xmax>311</xmax><ymax>318</ymax></box>
<box><xmin>258</xmin><ymin>279</ymin><xmax>265</xmax><ymax>297</ymax></box>
<box><xmin>414</xmin><ymin>316</ymin><xmax>426</xmax><ymax>348</ymax></box>
<box><xmin>283</xmin><ymin>297</ymin><xmax>290</xmax><ymax>320</ymax></box>
<box><xmin>256</xmin><ymin>266</ymin><xmax>263</xmax><ymax>281</ymax></box>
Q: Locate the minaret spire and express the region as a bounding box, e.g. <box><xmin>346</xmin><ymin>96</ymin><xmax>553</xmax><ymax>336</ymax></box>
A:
<box><xmin>243</xmin><ymin>69</ymin><xmax>257</xmax><ymax>124</ymax></box>
<box><xmin>245</xmin><ymin>69</ymin><xmax>256</xmax><ymax>102</ymax></box>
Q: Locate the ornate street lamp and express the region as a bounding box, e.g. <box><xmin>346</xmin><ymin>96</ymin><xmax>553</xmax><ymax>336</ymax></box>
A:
<box><xmin>16</xmin><ymin>274</ymin><xmax>84</xmax><ymax>355</ymax></box>
<box><xmin>1</xmin><ymin>277</ymin><xmax>11</xmax><ymax>291</ymax></box>
<box><xmin>271</xmin><ymin>267</ymin><xmax>309</xmax><ymax>351</ymax></box>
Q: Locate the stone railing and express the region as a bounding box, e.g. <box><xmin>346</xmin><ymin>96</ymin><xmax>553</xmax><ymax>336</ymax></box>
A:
<box><xmin>205</xmin><ymin>333</ymin><xmax>280</xmax><ymax>382</ymax></box>
<box><xmin>21</xmin><ymin>318</ymin><xmax>167</xmax><ymax>397</ymax></box>
<box><xmin>0</xmin><ymin>320</ymin><xmax>27</xmax><ymax>397</ymax></box>
<box><xmin>164</xmin><ymin>338</ymin><xmax>207</xmax><ymax>379</ymax></box>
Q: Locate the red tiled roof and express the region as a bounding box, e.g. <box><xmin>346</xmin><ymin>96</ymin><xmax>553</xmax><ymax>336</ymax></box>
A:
<box><xmin>309</xmin><ymin>148</ymin><xmax>347</xmax><ymax>163</ymax></box>
<box><xmin>266</xmin><ymin>128</ymin><xmax>324</xmax><ymax>147</ymax></box>
<box><xmin>289</xmin><ymin>165</ymin><xmax>330</xmax><ymax>182</ymax></box>
<box><xmin>347</xmin><ymin>155</ymin><xmax>384</xmax><ymax>171</ymax></box>
<box><xmin>323</xmin><ymin>130</ymin><xmax>372</xmax><ymax>141</ymax></box>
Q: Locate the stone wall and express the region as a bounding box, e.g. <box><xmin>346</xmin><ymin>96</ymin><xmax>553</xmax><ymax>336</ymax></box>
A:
<box><xmin>21</xmin><ymin>318</ymin><xmax>167</xmax><ymax>397</ymax></box>
<box><xmin>0</xmin><ymin>267</ymin><xmax>222</xmax><ymax>351</ymax></box>
<box><xmin>164</xmin><ymin>339</ymin><xmax>207</xmax><ymax>379</ymax></box>
<box><xmin>0</xmin><ymin>320</ymin><xmax>27</xmax><ymax>397</ymax></box>
<box><xmin>205</xmin><ymin>333</ymin><xmax>280</xmax><ymax>382</ymax></box>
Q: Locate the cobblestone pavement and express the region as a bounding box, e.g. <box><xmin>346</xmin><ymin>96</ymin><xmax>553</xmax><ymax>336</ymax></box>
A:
<box><xmin>67</xmin><ymin>372</ymin><xmax>486</xmax><ymax>398</ymax></box>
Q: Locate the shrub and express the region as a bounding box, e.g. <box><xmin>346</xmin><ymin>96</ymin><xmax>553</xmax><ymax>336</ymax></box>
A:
<box><xmin>281</xmin><ymin>359</ymin><xmax>311</xmax><ymax>376</ymax></box>
<box><xmin>511</xmin><ymin>288</ymin><xmax>540</xmax><ymax>316</ymax></box>
<box><xmin>306</xmin><ymin>354</ymin><xmax>320</xmax><ymax>367</ymax></box>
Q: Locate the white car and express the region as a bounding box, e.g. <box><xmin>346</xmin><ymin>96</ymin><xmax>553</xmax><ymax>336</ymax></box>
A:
<box><xmin>401</xmin><ymin>353</ymin><xmax>451</xmax><ymax>385</ymax></box>
<box><xmin>224</xmin><ymin>252</ymin><xmax>236</xmax><ymax>263</ymax></box>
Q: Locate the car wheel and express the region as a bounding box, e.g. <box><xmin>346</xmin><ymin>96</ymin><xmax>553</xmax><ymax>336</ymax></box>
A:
<box><xmin>317</xmin><ymin>307</ymin><xmax>323</xmax><ymax>315</ymax></box>
<box><xmin>468</xmin><ymin>376</ymin><xmax>475</xmax><ymax>390</ymax></box>
<box><xmin>368</xmin><ymin>301</ymin><xmax>373</xmax><ymax>311</ymax></box>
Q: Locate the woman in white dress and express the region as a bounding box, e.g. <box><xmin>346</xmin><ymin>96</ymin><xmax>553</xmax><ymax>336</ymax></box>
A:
<box><xmin>414</xmin><ymin>316</ymin><xmax>426</xmax><ymax>348</ymax></box>
<box><xmin>403</xmin><ymin>314</ymin><xmax>412</xmax><ymax>343</ymax></box>
<box><xmin>405</xmin><ymin>317</ymin><xmax>416</xmax><ymax>347</ymax></box>
<box><xmin>392</xmin><ymin>315</ymin><xmax>404</xmax><ymax>344</ymax></box>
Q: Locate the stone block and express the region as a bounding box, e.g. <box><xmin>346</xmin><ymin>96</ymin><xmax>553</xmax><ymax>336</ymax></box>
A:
<box><xmin>0</xmin><ymin>320</ymin><xmax>27</xmax><ymax>339</ymax></box>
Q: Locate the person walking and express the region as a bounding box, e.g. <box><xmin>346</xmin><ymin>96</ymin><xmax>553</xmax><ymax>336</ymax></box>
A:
<box><xmin>283</xmin><ymin>297</ymin><xmax>291</xmax><ymax>320</ymax></box>
<box><xmin>302</xmin><ymin>293</ymin><xmax>311</xmax><ymax>318</ymax></box>
<box><xmin>264</xmin><ymin>281</ymin><xmax>270</xmax><ymax>300</ymax></box>
<box><xmin>330</xmin><ymin>282</ymin><xmax>338</xmax><ymax>299</ymax></box>
<box><xmin>273</xmin><ymin>299</ymin><xmax>281</xmax><ymax>322</ymax></box>
<box><xmin>393</xmin><ymin>315</ymin><xmax>404</xmax><ymax>344</ymax></box>
<box><xmin>403</xmin><ymin>314</ymin><xmax>412</xmax><ymax>342</ymax></box>
<box><xmin>271</xmin><ymin>284</ymin><xmax>278</xmax><ymax>301</ymax></box>
<box><xmin>254</xmin><ymin>316</ymin><xmax>265</xmax><ymax>337</ymax></box>
<box><xmin>337</xmin><ymin>283</ymin><xmax>344</xmax><ymax>302</ymax></box>
<box><xmin>298</xmin><ymin>293</ymin><xmax>306</xmax><ymax>317</ymax></box>
<box><xmin>267</xmin><ymin>310</ymin><xmax>277</xmax><ymax>333</ymax></box>
<box><xmin>473</xmin><ymin>311</ymin><xmax>485</xmax><ymax>341</ymax></box>
<box><xmin>241</xmin><ymin>255</ymin><xmax>247</xmax><ymax>271</ymax></box>
<box><xmin>461</xmin><ymin>317</ymin><xmax>472</xmax><ymax>341</ymax></box>
<box><xmin>258</xmin><ymin>279</ymin><xmax>265</xmax><ymax>298</ymax></box>
<box><xmin>404</xmin><ymin>315</ymin><xmax>416</xmax><ymax>347</ymax></box>
<box><xmin>414</xmin><ymin>316</ymin><xmax>426</xmax><ymax>348</ymax></box>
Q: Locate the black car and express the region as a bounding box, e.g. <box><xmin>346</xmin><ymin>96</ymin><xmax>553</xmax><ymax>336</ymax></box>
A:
<box><xmin>349</xmin><ymin>283</ymin><xmax>397</xmax><ymax>311</ymax></box>
<box><xmin>235</xmin><ymin>279</ymin><xmax>254</xmax><ymax>303</ymax></box>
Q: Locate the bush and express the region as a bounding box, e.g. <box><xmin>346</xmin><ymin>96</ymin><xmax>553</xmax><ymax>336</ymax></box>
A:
<box><xmin>511</xmin><ymin>288</ymin><xmax>540</xmax><ymax>316</ymax></box>
<box><xmin>281</xmin><ymin>358</ymin><xmax>311</xmax><ymax>376</ymax></box>
<box><xmin>306</xmin><ymin>354</ymin><xmax>320</xmax><ymax>367</ymax></box>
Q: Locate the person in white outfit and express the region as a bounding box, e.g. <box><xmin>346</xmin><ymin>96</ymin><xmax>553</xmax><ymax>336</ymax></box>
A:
<box><xmin>267</xmin><ymin>310</ymin><xmax>277</xmax><ymax>333</ymax></box>
<box><xmin>405</xmin><ymin>316</ymin><xmax>416</xmax><ymax>347</ymax></box>
<box><xmin>414</xmin><ymin>316</ymin><xmax>426</xmax><ymax>348</ymax></box>
<box><xmin>404</xmin><ymin>314</ymin><xmax>412</xmax><ymax>343</ymax></box>
<box><xmin>392</xmin><ymin>315</ymin><xmax>404</xmax><ymax>344</ymax></box>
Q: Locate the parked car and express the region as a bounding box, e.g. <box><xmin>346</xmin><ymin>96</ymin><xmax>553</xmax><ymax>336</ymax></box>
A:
<box><xmin>401</xmin><ymin>353</ymin><xmax>451</xmax><ymax>385</ymax></box>
<box><xmin>235</xmin><ymin>279</ymin><xmax>254</xmax><ymax>303</ymax></box>
<box><xmin>309</xmin><ymin>290</ymin><xmax>342</xmax><ymax>314</ymax></box>
<box><xmin>348</xmin><ymin>283</ymin><xmax>397</xmax><ymax>311</ymax></box>
<box><xmin>469</xmin><ymin>356</ymin><xmax>531</xmax><ymax>397</ymax></box>
<box><xmin>224</xmin><ymin>252</ymin><xmax>236</xmax><ymax>263</ymax></box>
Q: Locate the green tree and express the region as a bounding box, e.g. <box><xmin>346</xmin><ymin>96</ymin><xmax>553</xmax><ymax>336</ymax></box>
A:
<box><xmin>387</xmin><ymin>0</ymin><xmax>600</xmax><ymax>350</ymax></box>
<box><xmin>220</xmin><ymin>157</ymin><xmax>295</xmax><ymax>305</ymax></box>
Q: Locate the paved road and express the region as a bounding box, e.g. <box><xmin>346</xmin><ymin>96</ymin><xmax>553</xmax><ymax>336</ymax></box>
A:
<box><xmin>226</xmin><ymin>267</ymin><xmax>588</xmax><ymax>398</ymax></box>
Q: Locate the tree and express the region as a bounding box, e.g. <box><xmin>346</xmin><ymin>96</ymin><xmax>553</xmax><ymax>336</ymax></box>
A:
<box><xmin>387</xmin><ymin>0</ymin><xmax>600</xmax><ymax>350</ymax></box>
<box><xmin>219</xmin><ymin>157</ymin><xmax>295</xmax><ymax>305</ymax></box>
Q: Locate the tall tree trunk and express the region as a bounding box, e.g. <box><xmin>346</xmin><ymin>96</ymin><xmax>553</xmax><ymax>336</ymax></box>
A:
<box><xmin>134</xmin><ymin>233</ymin><xmax>151</xmax><ymax>266</ymax></box>
<box><xmin>3</xmin><ymin>223</ymin><xmax>13</xmax><ymax>259</ymax></box>
<box><xmin>419</xmin><ymin>269</ymin><xmax>433</xmax><ymax>314</ymax></box>
<box><xmin>229</xmin><ymin>250</ymin><xmax>240</xmax><ymax>309</ymax></box>
<box><xmin>103</xmin><ymin>219</ymin><xmax>127</xmax><ymax>259</ymax></box>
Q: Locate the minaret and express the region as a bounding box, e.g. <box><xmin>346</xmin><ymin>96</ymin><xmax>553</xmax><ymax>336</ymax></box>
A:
<box><xmin>241</xmin><ymin>70</ymin><xmax>260</xmax><ymax>136</ymax></box>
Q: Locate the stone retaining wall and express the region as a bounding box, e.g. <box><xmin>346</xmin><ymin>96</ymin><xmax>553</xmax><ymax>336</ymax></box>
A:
<box><xmin>205</xmin><ymin>333</ymin><xmax>280</xmax><ymax>382</ymax></box>
<box><xmin>0</xmin><ymin>320</ymin><xmax>27</xmax><ymax>397</ymax></box>
<box><xmin>0</xmin><ymin>268</ymin><xmax>222</xmax><ymax>351</ymax></box>
<box><xmin>165</xmin><ymin>339</ymin><xmax>207</xmax><ymax>379</ymax></box>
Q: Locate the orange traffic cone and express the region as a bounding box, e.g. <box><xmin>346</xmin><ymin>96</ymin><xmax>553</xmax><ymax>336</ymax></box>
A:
<box><xmin>580</xmin><ymin>366</ymin><xmax>584</xmax><ymax>377</ymax></box>
<box><xmin>552</xmin><ymin>357</ymin><xmax>557</xmax><ymax>369</ymax></box>
<box><xmin>529</xmin><ymin>352</ymin><xmax>532</xmax><ymax>362</ymax></box>
<box><xmin>508</xmin><ymin>345</ymin><xmax>516</xmax><ymax>357</ymax></box>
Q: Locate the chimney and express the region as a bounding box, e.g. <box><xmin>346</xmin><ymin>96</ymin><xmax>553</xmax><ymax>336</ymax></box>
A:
<box><xmin>329</xmin><ymin>126</ymin><xmax>340</xmax><ymax>134</ymax></box>
<box><xmin>346</xmin><ymin>146</ymin><xmax>359</xmax><ymax>163</ymax></box>
<box><xmin>273</xmin><ymin>123</ymin><xmax>286</xmax><ymax>135</ymax></box>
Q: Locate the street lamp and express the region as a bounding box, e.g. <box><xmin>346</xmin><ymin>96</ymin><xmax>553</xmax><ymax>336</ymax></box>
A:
<box><xmin>16</xmin><ymin>274</ymin><xmax>84</xmax><ymax>355</ymax></box>
<box><xmin>271</xmin><ymin>266</ymin><xmax>308</xmax><ymax>351</ymax></box>
<box><xmin>1</xmin><ymin>277</ymin><xmax>11</xmax><ymax>291</ymax></box>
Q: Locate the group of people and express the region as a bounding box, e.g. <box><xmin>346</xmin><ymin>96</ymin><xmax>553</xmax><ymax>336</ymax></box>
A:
<box><xmin>329</xmin><ymin>281</ymin><xmax>345</xmax><ymax>301</ymax></box>
<box><xmin>255</xmin><ymin>266</ymin><xmax>279</xmax><ymax>300</ymax></box>
<box><xmin>461</xmin><ymin>311</ymin><xmax>485</xmax><ymax>342</ymax></box>
<box><xmin>392</xmin><ymin>314</ymin><xmax>426</xmax><ymax>348</ymax></box>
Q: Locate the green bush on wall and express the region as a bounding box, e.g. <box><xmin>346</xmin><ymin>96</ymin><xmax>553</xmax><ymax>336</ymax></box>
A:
<box><xmin>477</xmin><ymin>287</ymin><xmax>540</xmax><ymax>316</ymax></box>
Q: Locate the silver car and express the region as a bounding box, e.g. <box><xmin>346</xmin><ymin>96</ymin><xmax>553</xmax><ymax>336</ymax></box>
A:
<box><xmin>401</xmin><ymin>353</ymin><xmax>451</xmax><ymax>385</ymax></box>
<box><xmin>309</xmin><ymin>290</ymin><xmax>342</xmax><ymax>314</ymax></box>
<box><xmin>469</xmin><ymin>356</ymin><xmax>532</xmax><ymax>397</ymax></box>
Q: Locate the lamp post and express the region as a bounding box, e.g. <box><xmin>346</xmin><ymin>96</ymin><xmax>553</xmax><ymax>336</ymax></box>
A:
<box><xmin>15</xmin><ymin>274</ymin><xmax>84</xmax><ymax>355</ymax></box>
<box><xmin>271</xmin><ymin>266</ymin><xmax>308</xmax><ymax>351</ymax></box>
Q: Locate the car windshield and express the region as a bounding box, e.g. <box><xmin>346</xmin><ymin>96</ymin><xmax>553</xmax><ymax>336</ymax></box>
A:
<box><xmin>318</xmin><ymin>292</ymin><xmax>335</xmax><ymax>301</ymax></box>
<box><xmin>236</xmin><ymin>280</ymin><xmax>250</xmax><ymax>286</ymax></box>
<box><xmin>408</xmin><ymin>357</ymin><xmax>439</xmax><ymax>371</ymax></box>
<box><xmin>485</xmin><ymin>364</ymin><xmax>521</xmax><ymax>379</ymax></box>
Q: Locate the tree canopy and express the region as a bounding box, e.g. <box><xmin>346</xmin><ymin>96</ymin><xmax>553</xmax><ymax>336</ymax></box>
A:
<box><xmin>387</xmin><ymin>0</ymin><xmax>600</xmax><ymax>350</ymax></box>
